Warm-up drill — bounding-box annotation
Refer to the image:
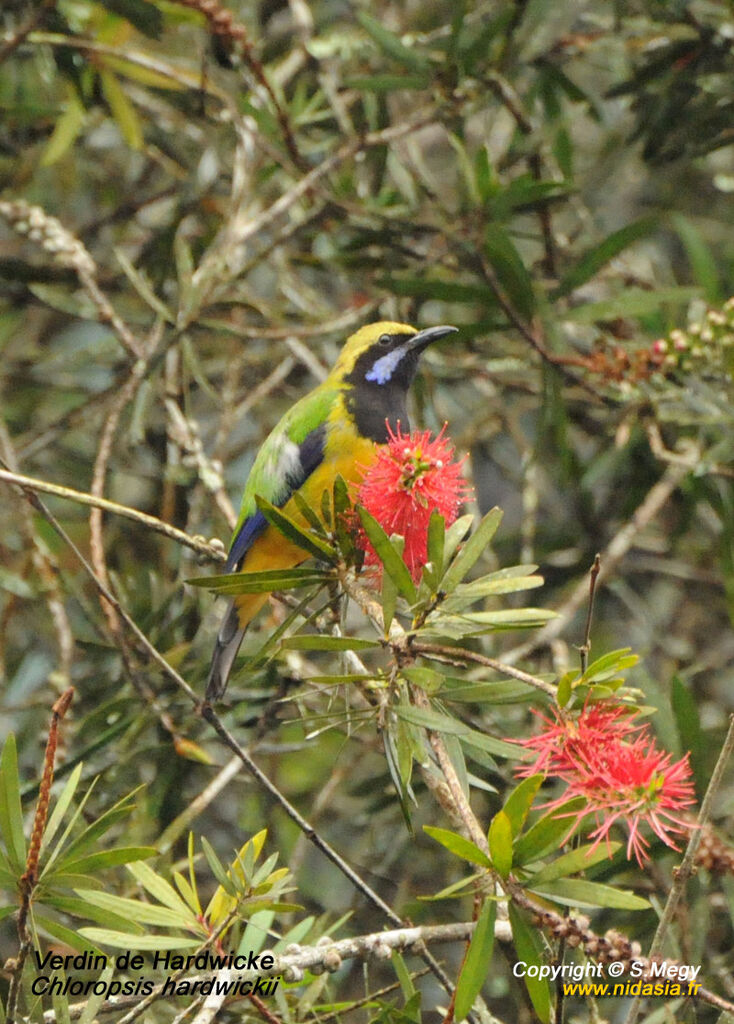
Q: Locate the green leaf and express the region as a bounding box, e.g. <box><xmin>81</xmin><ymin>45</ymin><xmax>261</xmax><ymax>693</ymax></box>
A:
<box><xmin>97</xmin><ymin>0</ymin><xmax>162</xmax><ymax>36</ymax></box>
<box><xmin>555</xmin><ymin>216</ymin><xmax>659</xmax><ymax>298</ymax></box>
<box><xmin>400</xmin><ymin>667</ymin><xmax>444</xmax><ymax>693</ymax></box>
<box><xmin>419</xmin><ymin>872</ymin><xmax>485</xmax><ymax>902</ymax></box>
<box><xmin>530</xmin><ymin>878</ymin><xmax>650</xmax><ymax>911</ymax></box>
<box><xmin>40</xmin><ymin>763</ymin><xmax>84</xmax><ymax>858</ymax></box>
<box><xmin>255</xmin><ymin>495</ymin><xmax>336</xmax><ymax>561</ymax></box>
<box><xmin>291</xmin><ymin>489</ymin><xmax>329</xmax><ymax>536</ymax></box>
<box><xmin>200</xmin><ymin>837</ymin><xmax>237</xmax><ymax>896</ymax></box>
<box><xmin>357</xmin><ymin>507</ymin><xmax>417</xmax><ymax>602</ymax></box>
<box><xmin>461</xmin><ymin>732</ymin><xmax>524</xmax><ymax>760</ymax></box>
<box><xmin>426</xmin><ymin>512</ymin><xmax>445</xmax><ymax>579</ymax></box>
<box><xmin>423</xmin><ymin>827</ymin><xmax>492</xmax><ymax>868</ymax></box>
<box><xmin>127</xmin><ymin>861</ymin><xmax>194</xmax><ymax>915</ymax></box>
<box><xmin>101</xmin><ymin>54</ymin><xmax>186</xmax><ymax>91</ymax></box>
<box><xmin>443</xmin><ymin>514</ymin><xmax>474</xmax><ymax>563</ymax></box>
<box><xmin>44</xmin><ymin>894</ymin><xmax>143</xmax><ymax>933</ymax></box>
<box><xmin>77</xmin><ymin>929</ymin><xmax>199</xmax><ymax>950</ymax></box>
<box><xmin>454</xmin><ymin>899</ymin><xmax>496</xmax><ymax>1021</ymax></box>
<box><xmin>0</xmin><ymin>734</ymin><xmax>26</xmax><ymax>873</ymax></box>
<box><xmin>49</xmin><ymin>789</ymin><xmax>140</xmax><ymax>865</ymax></box>
<box><xmin>41</xmin><ymin>89</ymin><xmax>85</xmax><ymax>166</ymax></box>
<box><xmin>509</xmin><ymin>905</ymin><xmax>552</xmax><ymax>1024</ymax></box>
<box><xmin>75</xmin><ymin>889</ymin><xmax>193</xmax><ymax>929</ymax></box>
<box><xmin>33</xmin><ymin>914</ymin><xmax>102</xmax><ymax>956</ymax></box>
<box><xmin>114</xmin><ymin>248</ymin><xmax>174</xmax><ymax>322</ymax></box>
<box><xmin>346</xmin><ymin>74</ymin><xmax>429</xmax><ymax>92</ymax></box>
<box><xmin>580</xmin><ymin>647</ymin><xmax>636</xmax><ymax>682</ymax></box>
<box><xmin>556</xmin><ymin>673</ymin><xmax>572</xmax><ymax>708</ymax></box>
<box><xmin>488</xmin><ymin>810</ymin><xmax>512</xmax><ymax>877</ymax></box>
<box><xmin>0</xmin><ymin>569</ymin><xmax>34</xmax><ymax>598</ymax></box>
<box><xmin>513</xmin><ymin>798</ymin><xmax>585</xmax><ymax>865</ymax></box>
<box><xmin>440</xmin><ymin>507</ymin><xmax>503</xmax><ymax>593</ymax></box>
<box><xmin>280</xmin><ymin>635</ymin><xmax>381</xmax><ymax>652</ymax></box>
<box><xmin>356</xmin><ymin>11</ymin><xmax>432</xmax><ymax>72</ymax></box>
<box><xmin>78</xmin><ymin>962</ymin><xmax>116</xmax><ymax>1024</ymax></box>
<box><xmin>484</xmin><ymin>225</ymin><xmax>535</xmax><ymax>320</ymax></box>
<box><xmin>445</xmin><ymin>565</ymin><xmax>541</xmax><ymax>604</ymax></box>
<box><xmin>440</xmin><ymin>680</ymin><xmax>536</xmax><ymax>704</ymax></box>
<box><xmin>382</xmin><ymin>726</ymin><xmax>414</xmax><ymax>834</ymax></box>
<box><xmin>530</xmin><ymin>842</ymin><xmax>622</xmax><ymax>884</ymax></box>
<box><xmin>392</xmin><ymin>950</ymin><xmax>417</xmax><ymax>1002</ymax></box>
<box><xmin>99</xmin><ymin>71</ymin><xmax>143</xmax><ymax>150</ymax></box>
<box><xmin>503</xmin><ymin>775</ymin><xmax>543</xmax><ymax>838</ymax></box>
<box><xmin>395</xmin><ymin>705</ymin><xmax>469</xmax><ymax>737</ymax></box>
<box><xmin>381</xmin><ymin>553</ymin><xmax>399</xmax><ymax>635</ymax></box>
<box><xmin>671</xmin><ymin>213</ymin><xmax>721</xmax><ymax>303</ymax></box>
<box><xmin>188</xmin><ymin>567</ymin><xmax>330</xmax><ymax>595</ymax></box>
<box><xmin>46</xmin><ymin>847</ymin><xmax>155</xmax><ymax>878</ymax></box>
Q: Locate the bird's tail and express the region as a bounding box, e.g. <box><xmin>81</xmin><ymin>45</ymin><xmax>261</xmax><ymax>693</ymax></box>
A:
<box><xmin>205</xmin><ymin>593</ymin><xmax>268</xmax><ymax>701</ymax></box>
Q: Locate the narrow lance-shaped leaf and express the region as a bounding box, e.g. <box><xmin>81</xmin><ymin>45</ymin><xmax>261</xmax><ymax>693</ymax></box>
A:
<box><xmin>488</xmin><ymin>810</ymin><xmax>513</xmax><ymax>877</ymax></box>
<box><xmin>0</xmin><ymin>734</ymin><xmax>26</xmax><ymax>873</ymax></box>
<box><xmin>509</xmin><ymin>905</ymin><xmax>552</xmax><ymax>1024</ymax></box>
<box><xmin>530</xmin><ymin>877</ymin><xmax>650</xmax><ymax>911</ymax></box>
<box><xmin>454</xmin><ymin>899</ymin><xmax>496</xmax><ymax>1022</ymax></box>
<box><xmin>513</xmin><ymin>798</ymin><xmax>585</xmax><ymax>865</ymax></box>
<box><xmin>357</xmin><ymin>506</ymin><xmax>417</xmax><ymax>602</ymax></box>
<box><xmin>423</xmin><ymin>826</ymin><xmax>492</xmax><ymax>869</ymax></box>
<box><xmin>356</xmin><ymin>11</ymin><xmax>432</xmax><ymax>72</ymax></box>
<box><xmin>440</xmin><ymin>507</ymin><xmax>503</xmax><ymax>593</ymax></box>
<box><xmin>530</xmin><ymin>842</ymin><xmax>622</xmax><ymax>884</ymax></box>
<box><xmin>256</xmin><ymin>495</ymin><xmax>336</xmax><ymax>561</ymax></box>
<box><xmin>503</xmin><ymin>775</ymin><xmax>543</xmax><ymax>837</ymax></box>
<box><xmin>188</xmin><ymin>567</ymin><xmax>329</xmax><ymax>595</ymax></box>
<box><xmin>554</xmin><ymin>215</ymin><xmax>659</xmax><ymax>298</ymax></box>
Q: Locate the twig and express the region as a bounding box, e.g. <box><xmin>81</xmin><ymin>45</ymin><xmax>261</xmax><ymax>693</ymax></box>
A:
<box><xmin>0</xmin><ymin>0</ymin><xmax>56</xmax><ymax>63</ymax></box>
<box><xmin>190</xmin><ymin>111</ymin><xmax>438</xmax><ymax>312</ymax></box>
<box><xmin>0</xmin><ymin>468</ymin><xmax>226</xmax><ymax>562</ymax></box>
<box><xmin>90</xmin><ymin>369</ymin><xmax>148</xmax><ymax>635</ymax></box>
<box><xmin>413</xmin><ymin>641</ymin><xmax>557</xmax><ymax>698</ymax></box>
<box><xmin>578</xmin><ymin>554</ymin><xmax>601</xmax><ymax>673</ymax></box>
<box><xmin>3</xmin><ymin>473</ymin><xmax>457</xmax><ymax>1001</ymax></box>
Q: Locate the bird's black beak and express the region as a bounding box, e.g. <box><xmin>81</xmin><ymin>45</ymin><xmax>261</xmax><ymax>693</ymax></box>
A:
<box><xmin>408</xmin><ymin>325</ymin><xmax>458</xmax><ymax>352</ymax></box>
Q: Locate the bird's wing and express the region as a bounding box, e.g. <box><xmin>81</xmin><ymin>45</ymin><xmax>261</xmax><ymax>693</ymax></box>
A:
<box><xmin>225</xmin><ymin>383</ymin><xmax>338</xmax><ymax>572</ymax></box>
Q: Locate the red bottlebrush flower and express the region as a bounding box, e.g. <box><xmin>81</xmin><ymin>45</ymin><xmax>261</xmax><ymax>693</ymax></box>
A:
<box><xmin>515</xmin><ymin>703</ymin><xmax>697</xmax><ymax>866</ymax></box>
<box><xmin>356</xmin><ymin>424</ymin><xmax>469</xmax><ymax>582</ymax></box>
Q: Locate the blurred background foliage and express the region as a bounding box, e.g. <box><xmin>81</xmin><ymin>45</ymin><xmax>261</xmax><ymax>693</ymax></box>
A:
<box><xmin>2</xmin><ymin>0</ymin><xmax>734</xmax><ymax>1019</ymax></box>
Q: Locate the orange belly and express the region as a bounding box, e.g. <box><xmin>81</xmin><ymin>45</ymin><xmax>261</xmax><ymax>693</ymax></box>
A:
<box><xmin>233</xmin><ymin>437</ymin><xmax>377</xmax><ymax>628</ymax></box>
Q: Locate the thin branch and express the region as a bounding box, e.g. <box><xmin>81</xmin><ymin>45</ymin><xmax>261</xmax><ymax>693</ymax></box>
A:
<box><xmin>413</xmin><ymin>641</ymin><xmax>557</xmax><ymax>698</ymax></box>
<box><xmin>0</xmin><ymin>468</ymin><xmax>226</xmax><ymax>562</ymax></box>
<box><xmin>39</xmin><ymin>923</ymin><xmax>476</xmax><ymax>1024</ymax></box>
<box><xmin>578</xmin><ymin>553</ymin><xmax>601</xmax><ymax>673</ymax></box>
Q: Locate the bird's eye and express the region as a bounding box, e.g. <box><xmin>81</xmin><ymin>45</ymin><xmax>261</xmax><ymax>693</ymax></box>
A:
<box><xmin>378</xmin><ymin>333</ymin><xmax>392</xmax><ymax>346</ymax></box>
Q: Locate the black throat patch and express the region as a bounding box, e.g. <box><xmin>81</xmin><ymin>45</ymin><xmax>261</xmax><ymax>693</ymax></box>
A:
<box><xmin>343</xmin><ymin>381</ymin><xmax>410</xmax><ymax>443</ymax></box>
<box><xmin>342</xmin><ymin>332</ymin><xmax>420</xmax><ymax>441</ymax></box>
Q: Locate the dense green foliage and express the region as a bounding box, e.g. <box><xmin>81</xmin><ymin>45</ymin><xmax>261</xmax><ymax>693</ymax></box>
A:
<box><xmin>2</xmin><ymin>1</ymin><xmax>734</xmax><ymax>1022</ymax></box>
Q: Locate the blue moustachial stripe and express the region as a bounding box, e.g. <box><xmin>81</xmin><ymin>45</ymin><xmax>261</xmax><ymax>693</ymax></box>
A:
<box><xmin>365</xmin><ymin>345</ymin><xmax>408</xmax><ymax>385</ymax></box>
